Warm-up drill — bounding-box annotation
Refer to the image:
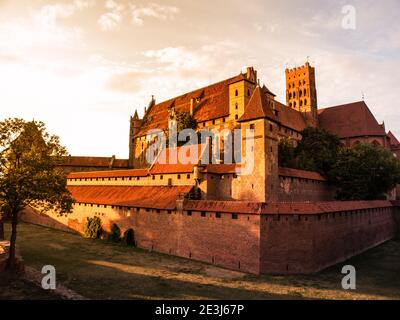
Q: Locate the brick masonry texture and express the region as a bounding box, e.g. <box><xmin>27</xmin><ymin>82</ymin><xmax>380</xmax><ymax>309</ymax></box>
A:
<box><xmin>21</xmin><ymin>201</ymin><xmax>400</xmax><ymax>275</ymax></box>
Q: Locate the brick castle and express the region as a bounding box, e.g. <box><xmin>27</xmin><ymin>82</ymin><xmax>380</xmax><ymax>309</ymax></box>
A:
<box><xmin>24</xmin><ymin>62</ymin><xmax>400</xmax><ymax>274</ymax></box>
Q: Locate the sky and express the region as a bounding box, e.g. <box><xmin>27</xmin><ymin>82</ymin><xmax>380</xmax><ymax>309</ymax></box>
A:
<box><xmin>0</xmin><ymin>0</ymin><xmax>399</xmax><ymax>158</ymax></box>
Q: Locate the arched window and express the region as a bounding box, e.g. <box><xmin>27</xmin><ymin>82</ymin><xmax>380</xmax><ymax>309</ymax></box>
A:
<box><xmin>304</xmin><ymin>89</ymin><xmax>307</xmax><ymax>96</ymax></box>
<box><xmin>300</xmin><ymin>100</ymin><xmax>303</xmax><ymax>107</ymax></box>
<box><xmin>293</xmin><ymin>92</ymin><xmax>296</xmax><ymax>98</ymax></box>
<box><xmin>304</xmin><ymin>99</ymin><xmax>307</xmax><ymax>105</ymax></box>
<box><xmin>294</xmin><ymin>101</ymin><xmax>297</xmax><ymax>108</ymax></box>
<box><xmin>289</xmin><ymin>92</ymin><xmax>292</xmax><ymax>99</ymax></box>
<box><xmin>235</xmin><ymin>102</ymin><xmax>238</xmax><ymax>110</ymax></box>
<box><xmin>235</xmin><ymin>89</ymin><xmax>238</xmax><ymax>97</ymax></box>
<box><xmin>299</xmin><ymin>90</ymin><xmax>302</xmax><ymax>97</ymax></box>
<box><xmin>289</xmin><ymin>102</ymin><xmax>292</xmax><ymax>107</ymax></box>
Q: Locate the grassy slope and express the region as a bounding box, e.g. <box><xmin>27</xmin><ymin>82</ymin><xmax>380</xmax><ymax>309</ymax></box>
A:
<box><xmin>3</xmin><ymin>222</ymin><xmax>400</xmax><ymax>300</ymax></box>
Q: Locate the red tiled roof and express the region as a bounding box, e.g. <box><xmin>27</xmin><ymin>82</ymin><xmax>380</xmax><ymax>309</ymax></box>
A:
<box><xmin>68</xmin><ymin>169</ymin><xmax>148</xmax><ymax>179</ymax></box>
<box><xmin>274</xmin><ymin>101</ymin><xmax>307</xmax><ymax>132</ymax></box>
<box><xmin>261</xmin><ymin>200</ymin><xmax>392</xmax><ymax>215</ymax></box>
<box><xmin>318</xmin><ymin>101</ymin><xmax>386</xmax><ymax>138</ymax></box>
<box><xmin>201</xmin><ymin>164</ymin><xmax>240</xmax><ymax>174</ymax></box>
<box><xmin>278</xmin><ymin>167</ymin><xmax>326</xmax><ymax>181</ymax></box>
<box><xmin>149</xmin><ymin>144</ymin><xmax>206</xmax><ymax>174</ymax></box>
<box><xmin>183</xmin><ymin>200</ymin><xmax>392</xmax><ymax>215</ymax></box>
<box><xmin>68</xmin><ymin>185</ymin><xmax>193</xmax><ymax>209</ymax></box>
<box><xmin>183</xmin><ymin>200</ymin><xmax>262</xmax><ymax>214</ymax></box>
<box><xmin>238</xmin><ymin>87</ymin><xmax>307</xmax><ymax>132</ymax></box>
<box><xmin>59</xmin><ymin>156</ymin><xmax>129</xmax><ymax>168</ymax></box>
<box><xmin>238</xmin><ymin>86</ymin><xmax>278</xmax><ymax>122</ymax></box>
<box><xmin>388</xmin><ymin>131</ymin><xmax>400</xmax><ymax>146</ymax></box>
<box><xmin>136</xmin><ymin>74</ymin><xmax>249</xmax><ymax>137</ymax></box>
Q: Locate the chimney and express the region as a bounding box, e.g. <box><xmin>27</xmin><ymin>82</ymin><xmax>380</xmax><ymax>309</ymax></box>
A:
<box><xmin>190</xmin><ymin>98</ymin><xmax>194</xmax><ymax>116</ymax></box>
<box><xmin>109</xmin><ymin>155</ymin><xmax>116</xmax><ymax>169</ymax></box>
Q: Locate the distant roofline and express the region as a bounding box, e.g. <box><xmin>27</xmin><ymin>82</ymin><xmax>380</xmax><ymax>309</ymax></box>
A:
<box><xmin>318</xmin><ymin>100</ymin><xmax>365</xmax><ymax>112</ymax></box>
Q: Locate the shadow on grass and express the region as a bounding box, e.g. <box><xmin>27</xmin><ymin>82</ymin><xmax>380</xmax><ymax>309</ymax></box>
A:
<box><xmin>4</xmin><ymin>222</ymin><xmax>400</xmax><ymax>300</ymax></box>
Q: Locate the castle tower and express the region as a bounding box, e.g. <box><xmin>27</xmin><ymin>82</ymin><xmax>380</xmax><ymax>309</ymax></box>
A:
<box><xmin>285</xmin><ymin>62</ymin><xmax>318</xmax><ymax>127</ymax></box>
<box><xmin>236</xmin><ymin>86</ymin><xmax>279</xmax><ymax>202</ymax></box>
<box><xmin>128</xmin><ymin>110</ymin><xmax>142</xmax><ymax>168</ymax></box>
<box><xmin>228</xmin><ymin>67</ymin><xmax>257</xmax><ymax>122</ymax></box>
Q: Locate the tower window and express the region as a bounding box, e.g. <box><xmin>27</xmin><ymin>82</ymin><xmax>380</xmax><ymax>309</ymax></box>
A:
<box><xmin>247</xmin><ymin>89</ymin><xmax>250</xmax><ymax>96</ymax></box>
<box><xmin>235</xmin><ymin>89</ymin><xmax>238</xmax><ymax>97</ymax></box>
<box><xmin>235</xmin><ymin>115</ymin><xmax>238</xmax><ymax>120</ymax></box>
<box><xmin>235</xmin><ymin>103</ymin><xmax>238</xmax><ymax>110</ymax></box>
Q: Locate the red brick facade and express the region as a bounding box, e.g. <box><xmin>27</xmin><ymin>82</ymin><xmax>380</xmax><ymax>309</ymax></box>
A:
<box><xmin>21</xmin><ymin>200</ymin><xmax>400</xmax><ymax>274</ymax></box>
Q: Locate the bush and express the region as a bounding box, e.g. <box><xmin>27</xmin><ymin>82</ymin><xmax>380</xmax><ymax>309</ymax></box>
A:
<box><xmin>122</xmin><ymin>228</ymin><xmax>135</xmax><ymax>247</ymax></box>
<box><xmin>108</xmin><ymin>223</ymin><xmax>121</xmax><ymax>242</ymax></box>
<box><xmin>84</xmin><ymin>216</ymin><xmax>102</xmax><ymax>239</ymax></box>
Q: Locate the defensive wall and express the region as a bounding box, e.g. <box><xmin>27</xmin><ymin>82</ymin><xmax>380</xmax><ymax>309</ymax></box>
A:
<box><xmin>21</xmin><ymin>199</ymin><xmax>400</xmax><ymax>274</ymax></box>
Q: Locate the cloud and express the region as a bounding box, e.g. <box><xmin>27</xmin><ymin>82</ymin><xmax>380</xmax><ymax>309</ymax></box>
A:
<box><xmin>131</xmin><ymin>3</ymin><xmax>180</xmax><ymax>26</ymax></box>
<box><xmin>34</xmin><ymin>0</ymin><xmax>94</xmax><ymax>27</ymax></box>
<box><xmin>98</xmin><ymin>12</ymin><xmax>122</xmax><ymax>31</ymax></box>
<box><xmin>98</xmin><ymin>0</ymin><xmax>124</xmax><ymax>31</ymax></box>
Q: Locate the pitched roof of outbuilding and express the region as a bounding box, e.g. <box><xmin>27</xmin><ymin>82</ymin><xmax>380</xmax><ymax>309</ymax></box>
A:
<box><xmin>68</xmin><ymin>185</ymin><xmax>193</xmax><ymax>209</ymax></box>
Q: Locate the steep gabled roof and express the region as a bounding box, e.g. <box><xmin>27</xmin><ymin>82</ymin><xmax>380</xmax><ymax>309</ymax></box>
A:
<box><xmin>388</xmin><ymin>131</ymin><xmax>400</xmax><ymax>146</ymax></box>
<box><xmin>136</xmin><ymin>74</ymin><xmax>250</xmax><ymax>137</ymax></box>
<box><xmin>238</xmin><ymin>86</ymin><xmax>278</xmax><ymax>122</ymax></box>
<box><xmin>318</xmin><ymin>101</ymin><xmax>386</xmax><ymax>138</ymax></box>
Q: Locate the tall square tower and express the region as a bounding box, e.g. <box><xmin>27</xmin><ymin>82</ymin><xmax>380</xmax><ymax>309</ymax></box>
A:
<box><xmin>285</xmin><ymin>62</ymin><xmax>318</xmax><ymax>126</ymax></box>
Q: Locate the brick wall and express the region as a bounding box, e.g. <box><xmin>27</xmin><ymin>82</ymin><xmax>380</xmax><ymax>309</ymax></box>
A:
<box><xmin>21</xmin><ymin>201</ymin><xmax>400</xmax><ymax>275</ymax></box>
<box><xmin>260</xmin><ymin>205</ymin><xmax>397</xmax><ymax>274</ymax></box>
<box><xmin>278</xmin><ymin>176</ymin><xmax>336</xmax><ymax>202</ymax></box>
<box><xmin>21</xmin><ymin>204</ymin><xmax>261</xmax><ymax>274</ymax></box>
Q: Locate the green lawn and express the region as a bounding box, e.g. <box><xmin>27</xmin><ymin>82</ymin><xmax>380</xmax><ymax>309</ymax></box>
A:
<box><xmin>2</xmin><ymin>222</ymin><xmax>400</xmax><ymax>300</ymax></box>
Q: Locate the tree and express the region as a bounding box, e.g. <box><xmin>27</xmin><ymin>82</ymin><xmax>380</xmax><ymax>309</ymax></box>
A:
<box><xmin>278</xmin><ymin>138</ymin><xmax>296</xmax><ymax>168</ymax></box>
<box><xmin>0</xmin><ymin>118</ymin><xmax>73</xmax><ymax>270</ymax></box>
<box><xmin>331</xmin><ymin>143</ymin><xmax>400</xmax><ymax>200</ymax></box>
<box><xmin>175</xmin><ymin>111</ymin><xmax>197</xmax><ymax>132</ymax></box>
<box><xmin>166</xmin><ymin>111</ymin><xmax>198</xmax><ymax>147</ymax></box>
<box><xmin>295</xmin><ymin>126</ymin><xmax>341</xmax><ymax>178</ymax></box>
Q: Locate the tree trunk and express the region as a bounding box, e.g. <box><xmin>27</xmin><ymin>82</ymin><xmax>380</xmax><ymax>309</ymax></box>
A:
<box><xmin>5</xmin><ymin>209</ymin><xmax>18</xmax><ymax>271</ymax></box>
<box><xmin>0</xmin><ymin>218</ymin><xmax>4</xmax><ymax>240</ymax></box>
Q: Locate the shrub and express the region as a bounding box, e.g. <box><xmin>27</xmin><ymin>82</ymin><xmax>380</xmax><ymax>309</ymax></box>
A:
<box><xmin>84</xmin><ymin>216</ymin><xmax>102</xmax><ymax>239</ymax></box>
<box><xmin>122</xmin><ymin>228</ymin><xmax>135</xmax><ymax>247</ymax></box>
<box><xmin>108</xmin><ymin>223</ymin><xmax>121</xmax><ymax>242</ymax></box>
